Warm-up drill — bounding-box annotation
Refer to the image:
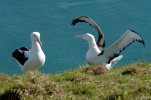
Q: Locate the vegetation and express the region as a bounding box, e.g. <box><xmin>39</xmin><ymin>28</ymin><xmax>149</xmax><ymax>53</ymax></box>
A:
<box><xmin>0</xmin><ymin>62</ymin><xmax>151</xmax><ymax>100</ymax></box>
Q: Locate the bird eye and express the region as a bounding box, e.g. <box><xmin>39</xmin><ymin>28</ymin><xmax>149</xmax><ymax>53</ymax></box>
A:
<box><xmin>34</xmin><ymin>35</ymin><xmax>36</xmax><ymax>37</ymax></box>
<box><xmin>85</xmin><ymin>35</ymin><xmax>87</xmax><ymax>36</ymax></box>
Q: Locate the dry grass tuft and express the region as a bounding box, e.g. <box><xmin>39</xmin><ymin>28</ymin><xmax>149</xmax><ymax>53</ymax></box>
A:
<box><xmin>83</xmin><ymin>65</ymin><xmax>109</xmax><ymax>75</ymax></box>
<box><xmin>0</xmin><ymin>74</ymin><xmax>63</xmax><ymax>100</ymax></box>
<box><xmin>0</xmin><ymin>62</ymin><xmax>150</xmax><ymax>100</ymax></box>
<box><xmin>0</xmin><ymin>74</ymin><xmax>11</xmax><ymax>82</ymax></box>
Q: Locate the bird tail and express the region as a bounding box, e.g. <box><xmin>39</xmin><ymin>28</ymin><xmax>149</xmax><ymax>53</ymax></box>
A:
<box><xmin>111</xmin><ymin>55</ymin><xmax>123</xmax><ymax>68</ymax></box>
<box><xmin>106</xmin><ymin>55</ymin><xmax>123</xmax><ymax>70</ymax></box>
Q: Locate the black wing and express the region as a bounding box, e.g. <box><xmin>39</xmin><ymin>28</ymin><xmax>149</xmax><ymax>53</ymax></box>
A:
<box><xmin>12</xmin><ymin>47</ymin><xmax>29</xmax><ymax>65</ymax></box>
<box><xmin>72</xmin><ymin>16</ymin><xmax>105</xmax><ymax>49</ymax></box>
<box><xmin>100</xmin><ymin>30</ymin><xmax>145</xmax><ymax>64</ymax></box>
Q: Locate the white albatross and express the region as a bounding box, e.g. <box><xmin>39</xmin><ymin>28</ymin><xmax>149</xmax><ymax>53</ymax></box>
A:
<box><xmin>12</xmin><ymin>32</ymin><xmax>46</xmax><ymax>73</ymax></box>
<box><xmin>72</xmin><ymin>16</ymin><xmax>145</xmax><ymax>70</ymax></box>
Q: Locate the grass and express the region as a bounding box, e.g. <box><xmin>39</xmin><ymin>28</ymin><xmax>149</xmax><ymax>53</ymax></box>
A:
<box><xmin>0</xmin><ymin>62</ymin><xmax>151</xmax><ymax>100</ymax></box>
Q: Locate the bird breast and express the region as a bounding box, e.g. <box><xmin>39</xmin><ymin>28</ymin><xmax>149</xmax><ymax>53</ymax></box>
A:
<box><xmin>86</xmin><ymin>50</ymin><xmax>105</xmax><ymax>65</ymax></box>
<box><xmin>86</xmin><ymin>50</ymin><xmax>98</xmax><ymax>65</ymax></box>
<box><xmin>36</xmin><ymin>51</ymin><xmax>45</xmax><ymax>66</ymax></box>
<box><xmin>23</xmin><ymin>51</ymin><xmax>45</xmax><ymax>71</ymax></box>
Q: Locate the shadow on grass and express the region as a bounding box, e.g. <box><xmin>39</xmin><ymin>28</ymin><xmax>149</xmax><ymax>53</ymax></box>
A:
<box><xmin>0</xmin><ymin>89</ymin><xmax>21</xmax><ymax>100</ymax></box>
<box><xmin>122</xmin><ymin>67</ymin><xmax>137</xmax><ymax>75</ymax></box>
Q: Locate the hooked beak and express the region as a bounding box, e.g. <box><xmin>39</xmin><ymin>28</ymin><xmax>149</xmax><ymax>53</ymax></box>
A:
<box><xmin>37</xmin><ymin>38</ymin><xmax>42</xmax><ymax>46</ymax></box>
<box><xmin>75</xmin><ymin>35</ymin><xmax>84</xmax><ymax>39</ymax></box>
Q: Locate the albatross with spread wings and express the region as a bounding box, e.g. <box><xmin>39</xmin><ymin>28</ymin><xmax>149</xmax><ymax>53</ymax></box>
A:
<box><xmin>72</xmin><ymin>16</ymin><xmax>145</xmax><ymax>70</ymax></box>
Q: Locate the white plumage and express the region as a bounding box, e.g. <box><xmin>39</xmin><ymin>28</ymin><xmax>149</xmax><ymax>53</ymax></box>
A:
<box><xmin>12</xmin><ymin>32</ymin><xmax>46</xmax><ymax>73</ymax></box>
<box><xmin>72</xmin><ymin>16</ymin><xmax>145</xmax><ymax>70</ymax></box>
<box><xmin>75</xmin><ymin>30</ymin><xmax>145</xmax><ymax>70</ymax></box>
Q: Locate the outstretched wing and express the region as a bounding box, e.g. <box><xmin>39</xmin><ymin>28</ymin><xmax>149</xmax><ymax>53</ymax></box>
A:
<box><xmin>101</xmin><ymin>30</ymin><xmax>145</xmax><ymax>63</ymax></box>
<box><xmin>72</xmin><ymin>16</ymin><xmax>105</xmax><ymax>49</ymax></box>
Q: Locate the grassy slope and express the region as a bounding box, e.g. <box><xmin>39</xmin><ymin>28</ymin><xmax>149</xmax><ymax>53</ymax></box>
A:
<box><xmin>0</xmin><ymin>62</ymin><xmax>151</xmax><ymax>100</ymax></box>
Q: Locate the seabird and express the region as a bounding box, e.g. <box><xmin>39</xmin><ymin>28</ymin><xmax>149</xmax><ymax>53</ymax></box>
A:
<box><xmin>72</xmin><ymin>16</ymin><xmax>145</xmax><ymax>70</ymax></box>
<box><xmin>72</xmin><ymin>16</ymin><xmax>105</xmax><ymax>50</ymax></box>
<box><xmin>12</xmin><ymin>32</ymin><xmax>46</xmax><ymax>73</ymax></box>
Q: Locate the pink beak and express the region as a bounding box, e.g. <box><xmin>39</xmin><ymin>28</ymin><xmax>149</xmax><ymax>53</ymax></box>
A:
<box><xmin>37</xmin><ymin>38</ymin><xmax>42</xmax><ymax>46</ymax></box>
<box><xmin>75</xmin><ymin>35</ymin><xmax>83</xmax><ymax>39</ymax></box>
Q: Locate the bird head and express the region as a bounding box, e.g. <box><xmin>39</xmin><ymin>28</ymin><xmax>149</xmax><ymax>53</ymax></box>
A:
<box><xmin>75</xmin><ymin>33</ymin><xmax>95</xmax><ymax>42</ymax></box>
<box><xmin>31</xmin><ymin>32</ymin><xmax>42</xmax><ymax>46</ymax></box>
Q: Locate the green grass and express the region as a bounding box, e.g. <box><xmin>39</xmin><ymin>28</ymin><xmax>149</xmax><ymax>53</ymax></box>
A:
<box><xmin>0</xmin><ymin>62</ymin><xmax>151</xmax><ymax>100</ymax></box>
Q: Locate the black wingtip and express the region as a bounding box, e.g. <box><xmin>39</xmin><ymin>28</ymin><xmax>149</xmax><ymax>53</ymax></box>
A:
<box><xmin>138</xmin><ymin>38</ymin><xmax>146</xmax><ymax>48</ymax></box>
<box><xmin>71</xmin><ymin>16</ymin><xmax>89</xmax><ymax>26</ymax></box>
<box><xmin>12</xmin><ymin>47</ymin><xmax>29</xmax><ymax>58</ymax></box>
<box><xmin>12</xmin><ymin>49</ymin><xmax>18</xmax><ymax>57</ymax></box>
<box><xmin>71</xmin><ymin>18</ymin><xmax>78</xmax><ymax>26</ymax></box>
<box><xmin>129</xmin><ymin>30</ymin><xmax>145</xmax><ymax>48</ymax></box>
<box><xmin>12</xmin><ymin>47</ymin><xmax>29</xmax><ymax>65</ymax></box>
<box><xmin>130</xmin><ymin>30</ymin><xmax>138</xmax><ymax>34</ymax></box>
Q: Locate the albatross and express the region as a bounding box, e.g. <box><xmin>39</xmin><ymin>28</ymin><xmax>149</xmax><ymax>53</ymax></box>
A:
<box><xmin>72</xmin><ymin>16</ymin><xmax>145</xmax><ymax>70</ymax></box>
<box><xmin>12</xmin><ymin>32</ymin><xmax>46</xmax><ymax>73</ymax></box>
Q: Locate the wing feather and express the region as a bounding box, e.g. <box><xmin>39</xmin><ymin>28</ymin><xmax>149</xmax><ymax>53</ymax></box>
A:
<box><xmin>101</xmin><ymin>30</ymin><xmax>145</xmax><ymax>63</ymax></box>
<box><xmin>72</xmin><ymin>16</ymin><xmax>105</xmax><ymax>49</ymax></box>
<box><xmin>12</xmin><ymin>47</ymin><xmax>29</xmax><ymax>65</ymax></box>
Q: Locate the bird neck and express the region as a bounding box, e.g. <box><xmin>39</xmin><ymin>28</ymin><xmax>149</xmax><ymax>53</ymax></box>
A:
<box><xmin>87</xmin><ymin>39</ymin><xmax>100</xmax><ymax>52</ymax></box>
<box><xmin>31</xmin><ymin>41</ymin><xmax>42</xmax><ymax>51</ymax></box>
